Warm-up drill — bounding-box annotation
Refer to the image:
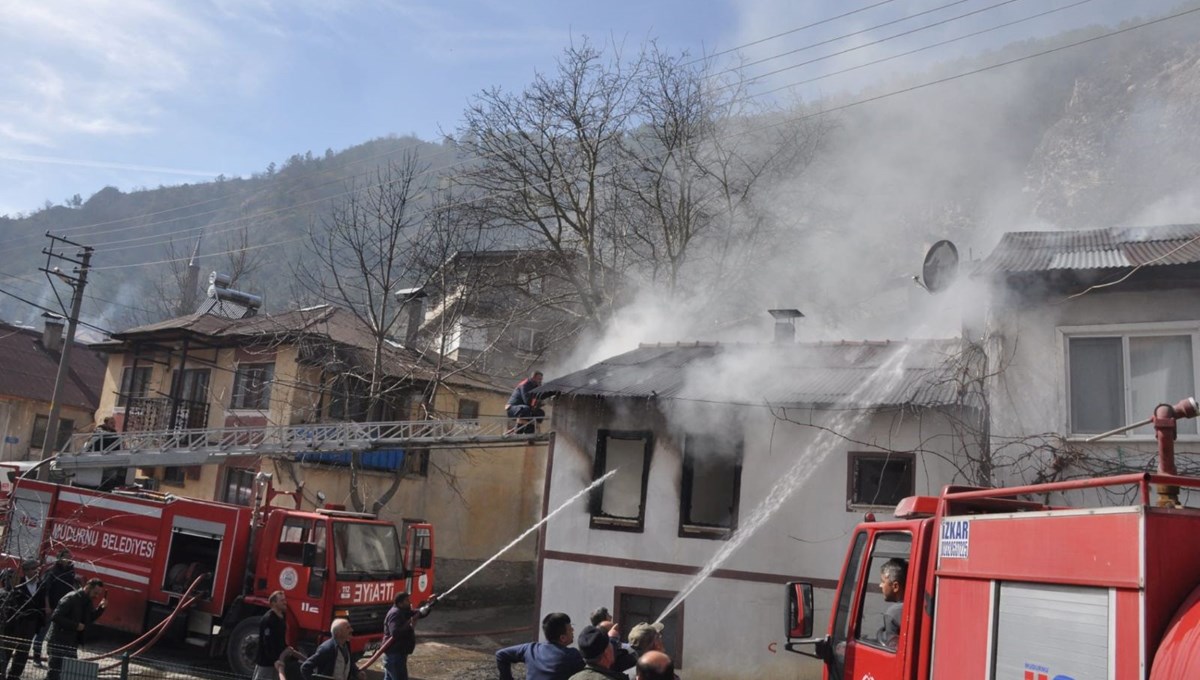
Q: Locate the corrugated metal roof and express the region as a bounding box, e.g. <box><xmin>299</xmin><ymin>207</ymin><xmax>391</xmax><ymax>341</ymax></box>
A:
<box><xmin>541</xmin><ymin>339</ymin><xmax>966</xmax><ymax>409</ymax></box>
<box><xmin>978</xmin><ymin>223</ymin><xmax>1200</xmax><ymax>273</ymax></box>
<box><xmin>0</xmin><ymin>322</ymin><xmax>107</xmax><ymax>411</ymax></box>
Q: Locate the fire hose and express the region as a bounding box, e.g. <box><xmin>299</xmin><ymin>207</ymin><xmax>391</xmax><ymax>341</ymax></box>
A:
<box><xmin>81</xmin><ymin>572</ymin><xmax>209</xmax><ymax>671</ymax></box>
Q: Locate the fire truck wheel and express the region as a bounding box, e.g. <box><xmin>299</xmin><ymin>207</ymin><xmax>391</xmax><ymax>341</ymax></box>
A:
<box><xmin>227</xmin><ymin>617</ymin><xmax>261</xmax><ymax>678</ymax></box>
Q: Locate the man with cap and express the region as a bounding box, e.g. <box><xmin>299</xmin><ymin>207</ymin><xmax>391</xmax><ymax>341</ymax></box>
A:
<box><xmin>496</xmin><ymin>612</ymin><xmax>585</xmax><ymax>680</ymax></box>
<box><xmin>568</xmin><ymin>626</ymin><xmax>627</xmax><ymax>680</ymax></box>
<box><xmin>628</xmin><ymin>622</ymin><xmax>665</xmax><ymax>656</ymax></box>
<box><xmin>0</xmin><ymin>559</ymin><xmax>44</xmax><ymax>680</ymax></box>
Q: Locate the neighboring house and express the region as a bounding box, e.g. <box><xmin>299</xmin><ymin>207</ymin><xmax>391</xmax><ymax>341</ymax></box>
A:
<box><xmin>978</xmin><ymin>223</ymin><xmax>1200</xmax><ymax>499</ymax></box>
<box><xmin>89</xmin><ymin>303</ymin><xmax>546</xmax><ymax>599</ymax></box>
<box><xmin>0</xmin><ymin>316</ymin><xmax>106</xmax><ymax>461</ymax></box>
<box><xmin>535</xmin><ymin>334</ymin><xmax>976</xmax><ymax>678</ymax></box>
<box><xmin>418</xmin><ymin>250</ymin><xmax>616</xmax><ymax>380</ymax></box>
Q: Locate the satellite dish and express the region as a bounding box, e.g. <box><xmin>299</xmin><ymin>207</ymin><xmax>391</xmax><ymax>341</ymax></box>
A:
<box><xmin>921</xmin><ymin>240</ymin><xmax>959</xmax><ymax>293</ymax></box>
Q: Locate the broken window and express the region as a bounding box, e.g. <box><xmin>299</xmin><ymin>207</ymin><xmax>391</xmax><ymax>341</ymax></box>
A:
<box><xmin>848</xmin><ymin>452</ymin><xmax>914</xmax><ymax>510</ymax></box>
<box><xmin>589</xmin><ymin>430</ymin><xmax>653</xmax><ymax>531</ymax></box>
<box><xmin>679</xmin><ymin>434</ymin><xmax>741</xmax><ymax>539</ymax></box>
<box><xmin>30</xmin><ymin>415</ymin><xmax>74</xmax><ymax>451</ymax></box>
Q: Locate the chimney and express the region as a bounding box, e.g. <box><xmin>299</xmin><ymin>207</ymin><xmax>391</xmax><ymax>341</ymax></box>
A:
<box><xmin>42</xmin><ymin>313</ymin><xmax>65</xmax><ymax>353</ymax></box>
<box><xmin>768</xmin><ymin>309</ymin><xmax>804</xmax><ymax>343</ymax></box>
<box><xmin>395</xmin><ymin>287</ymin><xmax>427</xmax><ymax>348</ymax></box>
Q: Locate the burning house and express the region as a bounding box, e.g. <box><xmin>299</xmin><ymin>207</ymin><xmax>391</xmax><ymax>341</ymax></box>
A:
<box><xmin>534</xmin><ymin>332</ymin><xmax>978</xmax><ymax>678</ymax></box>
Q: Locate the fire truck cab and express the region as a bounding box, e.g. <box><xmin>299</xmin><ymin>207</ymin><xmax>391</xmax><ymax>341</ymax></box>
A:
<box><xmin>3</xmin><ymin>476</ymin><xmax>434</xmax><ymax>676</ymax></box>
<box><xmin>785</xmin><ymin>479</ymin><xmax>1200</xmax><ymax>680</ymax></box>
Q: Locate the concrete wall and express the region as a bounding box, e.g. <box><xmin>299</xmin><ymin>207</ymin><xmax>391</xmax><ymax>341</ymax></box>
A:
<box><xmin>539</xmin><ymin>396</ymin><xmax>968</xmax><ymax>679</ymax></box>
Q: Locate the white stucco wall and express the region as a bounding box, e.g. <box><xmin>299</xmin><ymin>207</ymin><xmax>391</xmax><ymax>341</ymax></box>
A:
<box><xmin>538</xmin><ymin>397</ymin><xmax>969</xmax><ymax>679</ymax></box>
<box><xmin>986</xmin><ymin>282</ymin><xmax>1200</xmax><ymax>500</ymax></box>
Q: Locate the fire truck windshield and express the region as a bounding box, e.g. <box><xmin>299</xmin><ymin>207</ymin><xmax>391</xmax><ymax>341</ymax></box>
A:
<box><xmin>332</xmin><ymin>521</ymin><xmax>404</xmax><ymax>580</ymax></box>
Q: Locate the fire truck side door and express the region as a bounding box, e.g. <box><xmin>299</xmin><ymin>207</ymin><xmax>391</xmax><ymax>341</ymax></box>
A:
<box><xmin>404</xmin><ymin>523</ymin><xmax>434</xmax><ymax>603</ymax></box>
<box><xmin>843</xmin><ymin>530</ymin><xmax>914</xmax><ymax>680</ymax></box>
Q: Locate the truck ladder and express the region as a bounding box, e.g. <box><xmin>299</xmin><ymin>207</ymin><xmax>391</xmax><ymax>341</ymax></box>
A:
<box><xmin>55</xmin><ymin>416</ymin><xmax>549</xmax><ymax>469</ymax></box>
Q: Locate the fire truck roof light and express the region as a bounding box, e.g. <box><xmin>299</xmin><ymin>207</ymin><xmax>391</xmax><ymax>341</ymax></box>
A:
<box><xmin>894</xmin><ymin>496</ymin><xmax>939</xmax><ymax>518</ymax></box>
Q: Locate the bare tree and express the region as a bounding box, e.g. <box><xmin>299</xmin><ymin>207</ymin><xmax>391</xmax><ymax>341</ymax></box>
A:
<box><xmin>455</xmin><ymin>39</ymin><xmax>640</xmax><ymax>329</ymax></box>
<box><xmin>145</xmin><ymin>225</ymin><xmax>267</xmax><ymax>322</ymax></box>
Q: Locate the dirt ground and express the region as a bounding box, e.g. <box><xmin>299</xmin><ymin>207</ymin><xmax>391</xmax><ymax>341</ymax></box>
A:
<box><xmin>365</xmin><ymin>602</ymin><xmax>537</xmax><ymax>680</ymax></box>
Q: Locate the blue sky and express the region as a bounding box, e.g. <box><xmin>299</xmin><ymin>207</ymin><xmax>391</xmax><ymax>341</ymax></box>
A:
<box><xmin>0</xmin><ymin>0</ymin><xmax>1185</xmax><ymax>216</ymax></box>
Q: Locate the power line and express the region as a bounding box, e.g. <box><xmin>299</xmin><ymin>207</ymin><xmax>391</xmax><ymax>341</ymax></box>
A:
<box><xmin>73</xmin><ymin>4</ymin><xmax>1200</xmax><ymax>275</ymax></box>
<box><xmin>11</xmin><ymin>2</ymin><xmax>911</xmax><ymax>249</ymax></box>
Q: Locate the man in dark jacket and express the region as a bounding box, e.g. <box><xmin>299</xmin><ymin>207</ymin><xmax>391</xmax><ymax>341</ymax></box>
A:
<box><xmin>33</xmin><ymin>549</ymin><xmax>78</xmax><ymax>665</ymax></box>
<box><xmin>46</xmin><ymin>578</ymin><xmax>105</xmax><ymax>680</ymax></box>
<box><xmin>505</xmin><ymin>372</ymin><xmax>545</xmax><ymax>434</ymax></box>
<box><xmin>0</xmin><ymin>560</ymin><xmax>44</xmax><ymax>680</ymax></box>
<box><xmin>381</xmin><ymin>592</ymin><xmax>436</xmax><ymax>680</ymax></box>
<box><xmin>300</xmin><ymin>619</ymin><xmax>361</xmax><ymax>680</ymax></box>
<box><xmin>567</xmin><ymin>626</ymin><xmax>627</xmax><ymax>680</ymax></box>
<box><xmin>496</xmin><ymin>612</ymin><xmax>584</xmax><ymax>680</ymax></box>
<box><xmin>254</xmin><ymin>591</ymin><xmax>302</xmax><ymax>680</ymax></box>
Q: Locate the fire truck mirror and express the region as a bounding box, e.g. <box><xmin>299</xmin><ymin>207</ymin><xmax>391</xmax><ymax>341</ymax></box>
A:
<box><xmin>419</xmin><ymin>548</ymin><xmax>433</xmax><ymax>570</ymax></box>
<box><xmin>786</xmin><ymin>582</ymin><xmax>814</xmax><ymax>639</ymax></box>
<box><xmin>301</xmin><ymin>542</ymin><xmax>318</xmax><ymax>568</ymax></box>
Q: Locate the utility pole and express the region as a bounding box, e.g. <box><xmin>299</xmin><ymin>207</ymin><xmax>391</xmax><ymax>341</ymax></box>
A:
<box><xmin>38</xmin><ymin>233</ymin><xmax>94</xmax><ymax>479</ymax></box>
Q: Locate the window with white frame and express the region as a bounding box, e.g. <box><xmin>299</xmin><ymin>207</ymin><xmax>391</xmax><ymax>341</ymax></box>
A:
<box><xmin>1066</xmin><ymin>331</ymin><xmax>1197</xmax><ymax>436</ymax></box>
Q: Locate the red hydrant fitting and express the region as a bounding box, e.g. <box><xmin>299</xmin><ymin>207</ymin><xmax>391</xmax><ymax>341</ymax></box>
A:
<box><xmin>1154</xmin><ymin>397</ymin><xmax>1199</xmax><ymax>507</ymax></box>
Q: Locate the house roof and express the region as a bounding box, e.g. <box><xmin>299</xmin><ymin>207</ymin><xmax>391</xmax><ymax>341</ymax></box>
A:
<box><xmin>540</xmin><ymin>339</ymin><xmax>966</xmax><ymax>409</ymax></box>
<box><xmin>107</xmin><ymin>306</ymin><xmax>502</xmax><ymax>393</ymax></box>
<box><xmin>977</xmin><ymin>224</ymin><xmax>1200</xmax><ymax>274</ymax></box>
<box><xmin>0</xmin><ymin>321</ymin><xmax>107</xmax><ymax>411</ymax></box>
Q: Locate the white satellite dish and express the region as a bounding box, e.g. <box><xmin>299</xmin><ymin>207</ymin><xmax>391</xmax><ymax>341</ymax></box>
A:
<box><xmin>921</xmin><ymin>240</ymin><xmax>959</xmax><ymax>293</ymax></box>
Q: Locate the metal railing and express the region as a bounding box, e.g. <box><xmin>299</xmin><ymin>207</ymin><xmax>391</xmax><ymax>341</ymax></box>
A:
<box><xmin>56</xmin><ymin>416</ymin><xmax>548</xmax><ymax>469</ymax></box>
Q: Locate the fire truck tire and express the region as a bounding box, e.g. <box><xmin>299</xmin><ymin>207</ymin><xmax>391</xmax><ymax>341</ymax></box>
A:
<box><xmin>227</xmin><ymin>617</ymin><xmax>261</xmax><ymax>678</ymax></box>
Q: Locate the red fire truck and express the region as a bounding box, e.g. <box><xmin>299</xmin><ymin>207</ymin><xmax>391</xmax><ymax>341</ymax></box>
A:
<box><xmin>2</xmin><ymin>473</ymin><xmax>435</xmax><ymax>676</ymax></box>
<box><xmin>785</xmin><ymin>398</ymin><xmax>1200</xmax><ymax>679</ymax></box>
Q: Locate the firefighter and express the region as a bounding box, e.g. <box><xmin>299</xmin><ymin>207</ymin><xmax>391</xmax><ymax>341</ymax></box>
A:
<box><xmin>505</xmin><ymin>371</ymin><xmax>545</xmax><ymax>434</ymax></box>
<box><xmin>46</xmin><ymin>578</ymin><xmax>106</xmax><ymax>680</ymax></box>
<box><xmin>0</xmin><ymin>560</ymin><xmax>44</xmax><ymax>680</ymax></box>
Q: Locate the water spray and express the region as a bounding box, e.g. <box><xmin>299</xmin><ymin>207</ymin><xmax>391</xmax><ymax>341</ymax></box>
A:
<box><xmin>438</xmin><ymin>469</ymin><xmax>618</xmax><ymax>600</ymax></box>
<box><xmin>654</xmin><ymin>345</ymin><xmax>918</xmax><ymax>624</ymax></box>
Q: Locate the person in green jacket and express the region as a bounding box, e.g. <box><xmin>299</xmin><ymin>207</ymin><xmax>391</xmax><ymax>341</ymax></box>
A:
<box><xmin>46</xmin><ymin>578</ymin><xmax>106</xmax><ymax>680</ymax></box>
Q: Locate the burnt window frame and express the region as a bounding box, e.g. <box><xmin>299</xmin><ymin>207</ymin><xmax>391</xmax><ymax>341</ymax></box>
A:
<box><xmin>847</xmin><ymin>451</ymin><xmax>915</xmax><ymax>511</ymax></box>
<box><xmin>456</xmin><ymin>398</ymin><xmax>480</xmax><ymax>423</ymax></box>
<box><xmin>613</xmin><ymin>586</ymin><xmax>684</xmax><ymax>668</ymax></box>
<box><xmin>679</xmin><ymin>434</ymin><xmax>743</xmax><ymax>540</ymax></box>
<box><xmin>589</xmin><ymin>429</ymin><xmax>654</xmax><ymax>533</ymax></box>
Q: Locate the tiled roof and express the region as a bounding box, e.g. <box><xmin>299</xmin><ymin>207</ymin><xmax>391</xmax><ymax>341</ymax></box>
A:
<box><xmin>540</xmin><ymin>339</ymin><xmax>966</xmax><ymax>409</ymax></box>
<box><xmin>0</xmin><ymin>322</ymin><xmax>107</xmax><ymax>410</ymax></box>
<box><xmin>978</xmin><ymin>224</ymin><xmax>1200</xmax><ymax>274</ymax></box>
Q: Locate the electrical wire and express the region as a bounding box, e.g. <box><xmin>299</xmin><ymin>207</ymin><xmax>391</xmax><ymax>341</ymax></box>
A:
<box><xmin>70</xmin><ymin>5</ymin><xmax>1200</xmax><ymax>275</ymax></box>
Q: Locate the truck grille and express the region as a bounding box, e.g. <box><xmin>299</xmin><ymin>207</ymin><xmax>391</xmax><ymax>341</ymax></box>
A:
<box><xmin>345</xmin><ymin>604</ymin><xmax>390</xmax><ymax>635</ymax></box>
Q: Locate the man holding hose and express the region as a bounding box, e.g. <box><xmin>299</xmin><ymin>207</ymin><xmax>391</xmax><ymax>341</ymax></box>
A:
<box><xmin>381</xmin><ymin>592</ymin><xmax>437</xmax><ymax>680</ymax></box>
